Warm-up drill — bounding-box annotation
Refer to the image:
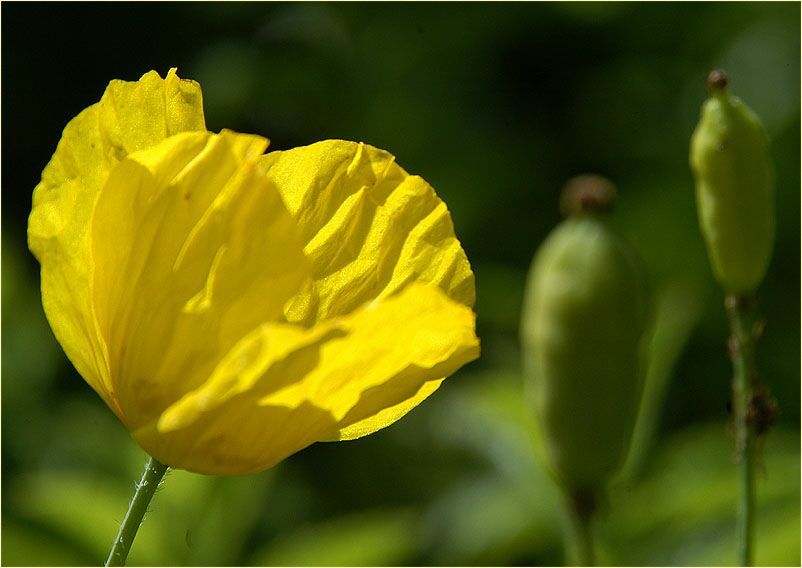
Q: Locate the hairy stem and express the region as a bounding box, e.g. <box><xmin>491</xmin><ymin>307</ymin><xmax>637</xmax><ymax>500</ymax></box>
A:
<box><xmin>105</xmin><ymin>456</ymin><xmax>169</xmax><ymax>567</ymax></box>
<box><xmin>725</xmin><ymin>295</ymin><xmax>758</xmax><ymax>566</ymax></box>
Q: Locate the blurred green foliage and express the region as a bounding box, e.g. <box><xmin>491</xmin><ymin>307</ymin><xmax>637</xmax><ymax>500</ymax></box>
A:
<box><xmin>2</xmin><ymin>2</ymin><xmax>799</xmax><ymax>566</ymax></box>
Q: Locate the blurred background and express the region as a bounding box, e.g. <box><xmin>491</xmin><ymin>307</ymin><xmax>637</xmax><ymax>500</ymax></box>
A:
<box><xmin>2</xmin><ymin>2</ymin><xmax>799</xmax><ymax>566</ymax></box>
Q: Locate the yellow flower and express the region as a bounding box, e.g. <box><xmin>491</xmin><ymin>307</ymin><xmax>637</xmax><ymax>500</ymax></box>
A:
<box><xmin>28</xmin><ymin>69</ymin><xmax>479</xmax><ymax>476</ymax></box>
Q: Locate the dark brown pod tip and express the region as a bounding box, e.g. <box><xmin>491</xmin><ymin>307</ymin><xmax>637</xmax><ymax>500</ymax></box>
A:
<box><xmin>560</xmin><ymin>174</ymin><xmax>617</xmax><ymax>218</ymax></box>
<box><xmin>705</xmin><ymin>69</ymin><xmax>729</xmax><ymax>94</ymax></box>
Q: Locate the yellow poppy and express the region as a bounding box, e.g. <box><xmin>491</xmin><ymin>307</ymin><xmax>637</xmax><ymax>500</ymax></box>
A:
<box><xmin>28</xmin><ymin>69</ymin><xmax>479</xmax><ymax>476</ymax></box>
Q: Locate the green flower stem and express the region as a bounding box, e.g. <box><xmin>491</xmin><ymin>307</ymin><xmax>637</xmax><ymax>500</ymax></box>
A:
<box><xmin>564</xmin><ymin>491</ymin><xmax>595</xmax><ymax>566</ymax></box>
<box><xmin>725</xmin><ymin>295</ymin><xmax>758</xmax><ymax>566</ymax></box>
<box><xmin>105</xmin><ymin>456</ymin><xmax>169</xmax><ymax>567</ymax></box>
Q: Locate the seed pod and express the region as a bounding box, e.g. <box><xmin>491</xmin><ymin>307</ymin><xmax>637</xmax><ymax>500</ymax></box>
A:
<box><xmin>521</xmin><ymin>176</ymin><xmax>650</xmax><ymax>497</ymax></box>
<box><xmin>690</xmin><ymin>70</ymin><xmax>775</xmax><ymax>295</ymax></box>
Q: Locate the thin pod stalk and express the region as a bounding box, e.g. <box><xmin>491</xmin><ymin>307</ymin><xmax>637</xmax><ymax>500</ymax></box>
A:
<box><xmin>726</xmin><ymin>295</ymin><xmax>758</xmax><ymax>565</ymax></box>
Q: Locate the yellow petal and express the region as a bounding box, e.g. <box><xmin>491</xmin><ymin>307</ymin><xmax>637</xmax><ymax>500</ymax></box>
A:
<box><xmin>260</xmin><ymin>140</ymin><xmax>477</xmax><ymax>439</ymax></box>
<box><xmin>28</xmin><ymin>69</ymin><xmax>206</xmax><ymax>415</ymax></box>
<box><xmin>260</xmin><ymin>140</ymin><xmax>476</xmax><ymax>324</ymax></box>
<box><xmin>134</xmin><ymin>284</ymin><xmax>479</xmax><ymax>475</ymax></box>
<box><xmin>274</xmin><ymin>284</ymin><xmax>479</xmax><ymax>428</ymax></box>
<box><xmin>98</xmin><ymin>68</ymin><xmax>206</xmax><ymax>159</ymax></box>
<box><xmin>90</xmin><ymin>130</ymin><xmax>309</xmax><ymax>429</ymax></box>
<box><xmin>327</xmin><ymin>378</ymin><xmax>444</xmax><ymax>441</ymax></box>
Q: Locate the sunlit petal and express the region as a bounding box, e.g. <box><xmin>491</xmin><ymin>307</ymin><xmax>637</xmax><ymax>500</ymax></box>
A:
<box><xmin>28</xmin><ymin>69</ymin><xmax>205</xmax><ymax>416</ymax></box>
<box><xmin>91</xmin><ymin>130</ymin><xmax>309</xmax><ymax>429</ymax></box>
<box><xmin>135</xmin><ymin>284</ymin><xmax>478</xmax><ymax>475</ymax></box>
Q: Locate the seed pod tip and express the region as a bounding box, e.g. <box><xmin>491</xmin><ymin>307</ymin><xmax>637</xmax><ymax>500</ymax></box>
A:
<box><xmin>705</xmin><ymin>69</ymin><xmax>729</xmax><ymax>95</ymax></box>
<box><xmin>560</xmin><ymin>174</ymin><xmax>617</xmax><ymax>218</ymax></box>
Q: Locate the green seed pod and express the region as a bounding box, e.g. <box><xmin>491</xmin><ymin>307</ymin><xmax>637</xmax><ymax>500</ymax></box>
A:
<box><xmin>690</xmin><ymin>70</ymin><xmax>775</xmax><ymax>295</ymax></box>
<box><xmin>521</xmin><ymin>176</ymin><xmax>651</xmax><ymax>498</ymax></box>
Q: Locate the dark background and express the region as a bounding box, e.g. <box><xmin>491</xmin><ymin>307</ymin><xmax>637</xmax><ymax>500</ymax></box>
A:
<box><xmin>2</xmin><ymin>2</ymin><xmax>799</xmax><ymax>565</ymax></box>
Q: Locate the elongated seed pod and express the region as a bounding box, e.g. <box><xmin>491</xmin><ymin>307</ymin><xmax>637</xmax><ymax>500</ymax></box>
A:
<box><xmin>690</xmin><ymin>70</ymin><xmax>775</xmax><ymax>296</ymax></box>
<box><xmin>521</xmin><ymin>177</ymin><xmax>651</xmax><ymax>497</ymax></box>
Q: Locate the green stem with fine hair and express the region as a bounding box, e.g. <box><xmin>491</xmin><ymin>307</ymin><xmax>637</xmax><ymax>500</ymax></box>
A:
<box><xmin>564</xmin><ymin>491</ymin><xmax>596</xmax><ymax>566</ymax></box>
<box><xmin>725</xmin><ymin>295</ymin><xmax>758</xmax><ymax>566</ymax></box>
<box><xmin>105</xmin><ymin>456</ymin><xmax>169</xmax><ymax>567</ymax></box>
